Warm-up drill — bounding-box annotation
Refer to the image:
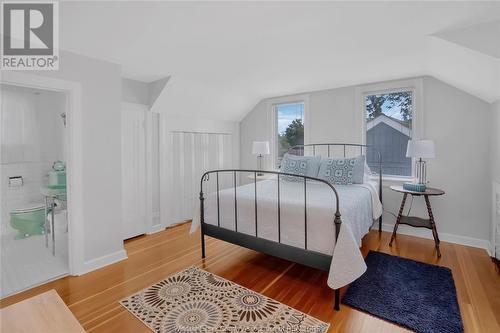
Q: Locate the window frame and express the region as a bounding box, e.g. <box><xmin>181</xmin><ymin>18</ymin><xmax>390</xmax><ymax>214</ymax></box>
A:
<box><xmin>355</xmin><ymin>78</ymin><xmax>424</xmax><ymax>181</ymax></box>
<box><xmin>267</xmin><ymin>95</ymin><xmax>309</xmax><ymax>170</ymax></box>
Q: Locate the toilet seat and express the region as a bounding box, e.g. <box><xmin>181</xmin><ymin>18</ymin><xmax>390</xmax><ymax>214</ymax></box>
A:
<box><xmin>11</xmin><ymin>203</ymin><xmax>46</xmax><ymax>214</ymax></box>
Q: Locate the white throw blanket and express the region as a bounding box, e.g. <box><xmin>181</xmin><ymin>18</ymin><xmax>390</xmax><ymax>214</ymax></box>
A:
<box><xmin>190</xmin><ymin>179</ymin><xmax>382</xmax><ymax>289</ymax></box>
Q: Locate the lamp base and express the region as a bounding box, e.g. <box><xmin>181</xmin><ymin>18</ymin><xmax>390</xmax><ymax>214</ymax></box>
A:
<box><xmin>415</xmin><ymin>158</ymin><xmax>427</xmax><ymax>185</ymax></box>
<box><xmin>257</xmin><ymin>154</ymin><xmax>264</xmax><ymax>175</ymax></box>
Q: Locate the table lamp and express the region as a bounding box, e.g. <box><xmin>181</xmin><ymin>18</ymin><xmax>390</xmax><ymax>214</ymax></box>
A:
<box><xmin>252</xmin><ymin>141</ymin><xmax>270</xmax><ymax>176</ymax></box>
<box><xmin>406</xmin><ymin>139</ymin><xmax>435</xmax><ymax>187</ymax></box>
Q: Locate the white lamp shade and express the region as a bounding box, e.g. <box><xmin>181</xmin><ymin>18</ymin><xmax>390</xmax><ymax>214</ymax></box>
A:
<box><xmin>406</xmin><ymin>140</ymin><xmax>435</xmax><ymax>159</ymax></box>
<box><xmin>252</xmin><ymin>141</ymin><xmax>270</xmax><ymax>155</ymax></box>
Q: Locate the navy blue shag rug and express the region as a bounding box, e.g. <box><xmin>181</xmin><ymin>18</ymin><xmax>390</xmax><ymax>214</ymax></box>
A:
<box><xmin>342</xmin><ymin>251</ymin><xmax>464</xmax><ymax>333</ymax></box>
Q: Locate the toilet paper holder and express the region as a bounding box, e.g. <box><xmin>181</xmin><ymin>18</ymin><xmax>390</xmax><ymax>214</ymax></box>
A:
<box><xmin>8</xmin><ymin>176</ymin><xmax>23</xmax><ymax>187</ymax></box>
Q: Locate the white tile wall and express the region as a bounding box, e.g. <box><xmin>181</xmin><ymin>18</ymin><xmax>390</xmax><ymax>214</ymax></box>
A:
<box><xmin>0</xmin><ymin>162</ymin><xmax>52</xmax><ymax>235</ymax></box>
<box><xmin>0</xmin><ymin>85</ymin><xmax>66</xmax><ymax>235</ymax></box>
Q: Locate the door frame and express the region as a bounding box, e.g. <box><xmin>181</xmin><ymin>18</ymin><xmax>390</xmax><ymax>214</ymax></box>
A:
<box><xmin>1</xmin><ymin>71</ymin><xmax>84</xmax><ymax>275</ymax></box>
<box><xmin>121</xmin><ymin>102</ymin><xmax>154</xmax><ymax>237</ymax></box>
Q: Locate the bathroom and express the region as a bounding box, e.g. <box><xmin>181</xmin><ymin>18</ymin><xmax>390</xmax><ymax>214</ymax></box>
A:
<box><xmin>0</xmin><ymin>83</ymin><xmax>69</xmax><ymax>297</ymax></box>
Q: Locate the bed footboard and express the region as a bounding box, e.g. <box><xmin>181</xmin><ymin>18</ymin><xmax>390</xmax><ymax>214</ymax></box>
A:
<box><xmin>203</xmin><ymin>223</ymin><xmax>332</xmax><ymax>271</ymax></box>
<box><xmin>199</xmin><ymin>143</ymin><xmax>382</xmax><ymax>312</ymax></box>
<box><xmin>199</xmin><ymin>169</ymin><xmax>343</xmax><ymax>310</ymax></box>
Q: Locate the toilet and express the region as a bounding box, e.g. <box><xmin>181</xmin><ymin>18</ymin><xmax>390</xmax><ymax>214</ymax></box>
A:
<box><xmin>10</xmin><ymin>203</ymin><xmax>46</xmax><ymax>239</ymax></box>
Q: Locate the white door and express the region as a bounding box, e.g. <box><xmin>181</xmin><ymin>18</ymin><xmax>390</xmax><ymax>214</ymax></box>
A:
<box><xmin>121</xmin><ymin>104</ymin><xmax>148</xmax><ymax>239</ymax></box>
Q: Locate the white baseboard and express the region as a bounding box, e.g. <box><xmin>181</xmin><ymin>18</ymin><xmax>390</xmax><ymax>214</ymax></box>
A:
<box><xmin>78</xmin><ymin>249</ymin><xmax>128</xmax><ymax>275</ymax></box>
<box><xmin>1</xmin><ymin>272</ymin><xmax>69</xmax><ymax>298</ymax></box>
<box><xmin>148</xmin><ymin>223</ymin><xmax>165</xmax><ymax>234</ymax></box>
<box><xmin>381</xmin><ymin>223</ymin><xmax>491</xmax><ymax>255</ymax></box>
<box><xmin>492</xmin><ymin>182</ymin><xmax>499</xmax><ymax>259</ymax></box>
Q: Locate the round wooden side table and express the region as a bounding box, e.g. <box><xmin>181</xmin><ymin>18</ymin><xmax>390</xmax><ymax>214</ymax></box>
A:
<box><xmin>389</xmin><ymin>185</ymin><xmax>445</xmax><ymax>257</ymax></box>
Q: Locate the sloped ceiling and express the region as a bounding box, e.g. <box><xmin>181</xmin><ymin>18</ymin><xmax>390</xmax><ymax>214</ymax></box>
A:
<box><xmin>59</xmin><ymin>1</ymin><xmax>500</xmax><ymax>121</ymax></box>
<box><xmin>435</xmin><ymin>20</ymin><xmax>500</xmax><ymax>59</ymax></box>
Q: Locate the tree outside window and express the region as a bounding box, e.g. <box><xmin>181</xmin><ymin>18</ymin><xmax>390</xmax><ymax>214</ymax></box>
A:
<box><xmin>276</xmin><ymin>102</ymin><xmax>304</xmax><ymax>167</ymax></box>
<box><xmin>365</xmin><ymin>91</ymin><xmax>413</xmax><ymax>177</ymax></box>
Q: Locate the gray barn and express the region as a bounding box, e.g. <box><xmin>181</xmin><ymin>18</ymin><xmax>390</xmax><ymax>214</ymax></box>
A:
<box><xmin>366</xmin><ymin>114</ymin><xmax>412</xmax><ymax>176</ymax></box>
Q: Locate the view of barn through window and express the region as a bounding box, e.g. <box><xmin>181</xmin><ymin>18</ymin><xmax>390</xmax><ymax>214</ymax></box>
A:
<box><xmin>276</xmin><ymin>102</ymin><xmax>304</xmax><ymax>167</ymax></box>
<box><xmin>365</xmin><ymin>91</ymin><xmax>413</xmax><ymax>177</ymax></box>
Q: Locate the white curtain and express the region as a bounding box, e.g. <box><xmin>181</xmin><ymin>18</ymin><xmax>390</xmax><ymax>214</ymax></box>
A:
<box><xmin>166</xmin><ymin>131</ymin><xmax>233</xmax><ymax>225</ymax></box>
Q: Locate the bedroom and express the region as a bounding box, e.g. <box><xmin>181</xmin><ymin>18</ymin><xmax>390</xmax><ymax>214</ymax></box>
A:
<box><xmin>0</xmin><ymin>1</ymin><xmax>499</xmax><ymax>332</ymax></box>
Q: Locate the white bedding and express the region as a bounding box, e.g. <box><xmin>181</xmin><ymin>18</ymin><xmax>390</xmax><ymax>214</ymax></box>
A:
<box><xmin>190</xmin><ymin>178</ymin><xmax>382</xmax><ymax>289</ymax></box>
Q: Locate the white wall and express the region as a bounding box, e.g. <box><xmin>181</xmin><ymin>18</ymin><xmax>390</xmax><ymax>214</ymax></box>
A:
<box><xmin>240</xmin><ymin>86</ymin><xmax>360</xmax><ymax>170</ymax></box>
<box><xmin>0</xmin><ymin>85</ymin><xmax>66</xmax><ymax>235</ymax></box>
<box><xmin>492</xmin><ymin>100</ymin><xmax>500</xmax><ymax>185</ymax></box>
<box><xmin>151</xmin><ymin>113</ymin><xmax>161</xmax><ymax>227</ymax></box>
<box><xmin>240</xmin><ymin>101</ymin><xmax>268</xmax><ymax>170</ymax></box>
<box><xmin>419</xmin><ymin>77</ymin><xmax>490</xmax><ymax>241</ymax></box>
<box><xmin>24</xmin><ymin>50</ymin><xmax>124</xmax><ymax>265</ymax></box>
<box><xmin>240</xmin><ymin>76</ymin><xmax>492</xmax><ymax>247</ymax></box>
<box><xmin>122</xmin><ymin>77</ymin><xmax>170</xmax><ymax>109</ymax></box>
<box><xmin>491</xmin><ymin>100</ymin><xmax>500</xmax><ymax>258</ymax></box>
<box><xmin>122</xmin><ymin>78</ymin><xmax>149</xmax><ymax>105</ymax></box>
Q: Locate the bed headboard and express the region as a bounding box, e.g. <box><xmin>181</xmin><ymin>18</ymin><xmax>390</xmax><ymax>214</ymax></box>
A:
<box><xmin>288</xmin><ymin>142</ymin><xmax>376</xmax><ymax>157</ymax></box>
<box><xmin>288</xmin><ymin>143</ymin><xmax>381</xmax><ymax>171</ymax></box>
<box><xmin>288</xmin><ymin>143</ymin><xmax>383</xmax><ymax>203</ymax></box>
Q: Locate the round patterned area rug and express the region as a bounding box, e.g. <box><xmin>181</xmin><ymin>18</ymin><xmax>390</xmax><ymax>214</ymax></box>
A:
<box><xmin>120</xmin><ymin>266</ymin><xmax>329</xmax><ymax>333</ymax></box>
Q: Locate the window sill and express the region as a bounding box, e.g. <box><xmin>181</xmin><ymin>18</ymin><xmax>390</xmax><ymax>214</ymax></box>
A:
<box><xmin>369</xmin><ymin>175</ymin><xmax>413</xmax><ymax>187</ymax></box>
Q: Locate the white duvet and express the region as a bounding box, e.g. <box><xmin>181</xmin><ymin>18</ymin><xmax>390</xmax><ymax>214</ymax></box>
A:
<box><xmin>191</xmin><ymin>178</ymin><xmax>382</xmax><ymax>289</ymax></box>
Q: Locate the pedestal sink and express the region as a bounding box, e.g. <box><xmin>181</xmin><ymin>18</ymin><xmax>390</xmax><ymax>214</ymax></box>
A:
<box><xmin>40</xmin><ymin>185</ymin><xmax>67</xmax><ymax>256</ymax></box>
<box><xmin>40</xmin><ymin>185</ymin><xmax>66</xmax><ymax>199</ymax></box>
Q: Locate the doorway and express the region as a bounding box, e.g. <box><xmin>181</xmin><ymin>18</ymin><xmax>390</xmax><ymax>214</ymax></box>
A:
<box><xmin>1</xmin><ymin>72</ymin><xmax>84</xmax><ymax>297</ymax></box>
<box><xmin>0</xmin><ymin>84</ymin><xmax>69</xmax><ymax>296</ymax></box>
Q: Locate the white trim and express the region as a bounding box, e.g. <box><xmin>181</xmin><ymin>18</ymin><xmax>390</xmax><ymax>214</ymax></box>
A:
<box><xmin>356</xmin><ymin>78</ymin><xmax>424</xmax><ymax>140</ymax></box>
<box><xmin>266</xmin><ymin>94</ymin><xmax>310</xmax><ymax>169</ymax></box>
<box><xmin>169</xmin><ymin>130</ymin><xmax>232</xmax><ymax>136</ymax></box>
<box><xmin>370</xmin><ymin>174</ymin><xmax>412</xmax><ymax>184</ymax></box>
<box><xmin>79</xmin><ymin>249</ymin><xmax>128</xmax><ymax>275</ymax></box>
<box><xmin>381</xmin><ymin>223</ymin><xmax>491</xmax><ymax>255</ymax></box>
<box><xmin>355</xmin><ymin>77</ymin><xmax>424</xmax><ymax>179</ymax></box>
<box><xmin>1</xmin><ymin>273</ymin><xmax>70</xmax><ymax>298</ymax></box>
<box><xmin>266</xmin><ymin>101</ymin><xmax>276</xmax><ymax>169</ymax></box>
<box><xmin>492</xmin><ymin>181</ymin><xmax>500</xmax><ymax>258</ymax></box>
<box><xmin>145</xmin><ymin>108</ymin><xmax>154</xmax><ymax>237</ymax></box>
<box><xmin>148</xmin><ymin>223</ymin><xmax>164</xmax><ymax>234</ymax></box>
<box><xmin>1</xmin><ymin>71</ymin><xmax>85</xmax><ymax>275</ymax></box>
<box><xmin>122</xmin><ymin>101</ymin><xmax>150</xmax><ymax>112</ymax></box>
<box><xmin>121</xmin><ymin>102</ymin><xmax>151</xmax><ymax>239</ymax></box>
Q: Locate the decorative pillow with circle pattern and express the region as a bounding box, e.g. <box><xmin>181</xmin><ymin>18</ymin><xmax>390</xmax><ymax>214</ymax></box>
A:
<box><xmin>280</xmin><ymin>153</ymin><xmax>321</xmax><ymax>181</ymax></box>
<box><xmin>318</xmin><ymin>156</ymin><xmax>364</xmax><ymax>185</ymax></box>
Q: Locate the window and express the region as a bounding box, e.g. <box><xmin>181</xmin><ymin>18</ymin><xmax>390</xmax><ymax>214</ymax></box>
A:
<box><xmin>365</xmin><ymin>90</ymin><xmax>413</xmax><ymax>177</ymax></box>
<box><xmin>275</xmin><ymin>102</ymin><xmax>304</xmax><ymax>168</ymax></box>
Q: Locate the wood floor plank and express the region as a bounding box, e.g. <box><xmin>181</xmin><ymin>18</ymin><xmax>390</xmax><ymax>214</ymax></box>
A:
<box><xmin>1</xmin><ymin>223</ymin><xmax>499</xmax><ymax>332</ymax></box>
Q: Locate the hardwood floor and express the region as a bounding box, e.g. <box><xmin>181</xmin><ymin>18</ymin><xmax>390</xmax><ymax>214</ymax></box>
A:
<box><xmin>1</xmin><ymin>223</ymin><xmax>499</xmax><ymax>332</ymax></box>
